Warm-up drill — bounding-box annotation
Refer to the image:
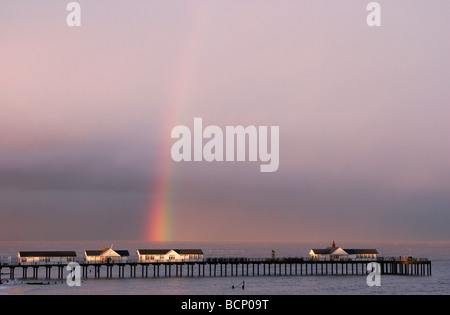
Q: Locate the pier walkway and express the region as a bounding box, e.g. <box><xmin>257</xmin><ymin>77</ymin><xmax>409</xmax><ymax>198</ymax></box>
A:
<box><xmin>0</xmin><ymin>257</ymin><xmax>431</xmax><ymax>281</ymax></box>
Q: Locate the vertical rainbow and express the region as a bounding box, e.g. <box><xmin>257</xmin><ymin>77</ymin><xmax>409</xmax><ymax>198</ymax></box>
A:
<box><xmin>145</xmin><ymin>3</ymin><xmax>209</xmax><ymax>242</ymax></box>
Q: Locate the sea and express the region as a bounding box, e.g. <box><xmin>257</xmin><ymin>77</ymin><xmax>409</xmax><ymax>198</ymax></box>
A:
<box><xmin>0</xmin><ymin>240</ymin><xmax>448</xmax><ymax>295</ymax></box>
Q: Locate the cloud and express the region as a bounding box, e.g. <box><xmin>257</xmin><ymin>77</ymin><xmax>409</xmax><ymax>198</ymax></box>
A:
<box><xmin>1</xmin><ymin>0</ymin><xmax>450</xmax><ymax>241</ymax></box>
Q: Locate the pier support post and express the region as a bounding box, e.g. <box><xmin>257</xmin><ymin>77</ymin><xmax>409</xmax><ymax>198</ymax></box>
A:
<box><xmin>16</xmin><ymin>259</ymin><xmax>428</xmax><ymax>282</ymax></box>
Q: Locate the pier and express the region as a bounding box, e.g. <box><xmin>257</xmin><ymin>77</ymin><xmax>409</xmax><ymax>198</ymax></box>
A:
<box><xmin>0</xmin><ymin>257</ymin><xmax>431</xmax><ymax>281</ymax></box>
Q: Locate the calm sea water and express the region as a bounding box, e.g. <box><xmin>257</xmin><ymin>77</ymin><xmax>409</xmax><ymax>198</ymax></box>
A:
<box><xmin>0</xmin><ymin>240</ymin><xmax>448</xmax><ymax>295</ymax></box>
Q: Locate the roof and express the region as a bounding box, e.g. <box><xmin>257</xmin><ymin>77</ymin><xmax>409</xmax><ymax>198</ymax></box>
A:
<box><xmin>114</xmin><ymin>250</ymin><xmax>130</xmax><ymax>257</ymax></box>
<box><xmin>138</xmin><ymin>249</ymin><xmax>171</xmax><ymax>255</ymax></box>
<box><xmin>85</xmin><ymin>249</ymin><xmax>130</xmax><ymax>257</ymax></box>
<box><xmin>138</xmin><ymin>249</ymin><xmax>204</xmax><ymax>256</ymax></box>
<box><xmin>19</xmin><ymin>251</ymin><xmax>77</xmax><ymax>258</ymax></box>
<box><xmin>174</xmin><ymin>249</ymin><xmax>203</xmax><ymax>255</ymax></box>
<box><xmin>311</xmin><ymin>248</ymin><xmax>378</xmax><ymax>255</ymax></box>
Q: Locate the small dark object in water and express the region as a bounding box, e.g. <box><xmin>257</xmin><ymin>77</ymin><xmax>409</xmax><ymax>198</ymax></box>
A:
<box><xmin>27</xmin><ymin>282</ymin><xmax>50</xmax><ymax>286</ymax></box>
<box><xmin>232</xmin><ymin>281</ymin><xmax>245</xmax><ymax>290</ymax></box>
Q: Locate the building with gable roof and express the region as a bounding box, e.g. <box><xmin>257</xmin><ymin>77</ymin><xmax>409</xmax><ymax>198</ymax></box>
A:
<box><xmin>18</xmin><ymin>251</ymin><xmax>77</xmax><ymax>264</ymax></box>
<box><xmin>84</xmin><ymin>246</ymin><xmax>130</xmax><ymax>263</ymax></box>
<box><xmin>309</xmin><ymin>241</ymin><xmax>378</xmax><ymax>261</ymax></box>
<box><xmin>137</xmin><ymin>249</ymin><xmax>204</xmax><ymax>262</ymax></box>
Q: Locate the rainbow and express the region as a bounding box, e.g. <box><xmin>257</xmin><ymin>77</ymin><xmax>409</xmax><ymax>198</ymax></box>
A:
<box><xmin>144</xmin><ymin>3</ymin><xmax>210</xmax><ymax>242</ymax></box>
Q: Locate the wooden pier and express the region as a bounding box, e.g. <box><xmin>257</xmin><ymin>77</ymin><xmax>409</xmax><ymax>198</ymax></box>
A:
<box><xmin>0</xmin><ymin>258</ymin><xmax>431</xmax><ymax>281</ymax></box>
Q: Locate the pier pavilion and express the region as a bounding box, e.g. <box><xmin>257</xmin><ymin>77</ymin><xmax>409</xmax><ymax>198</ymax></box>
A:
<box><xmin>309</xmin><ymin>242</ymin><xmax>379</xmax><ymax>261</ymax></box>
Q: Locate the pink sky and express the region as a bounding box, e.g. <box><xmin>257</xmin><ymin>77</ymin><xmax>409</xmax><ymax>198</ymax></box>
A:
<box><xmin>0</xmin><ymin>1</ymin><xmax>449</xmax><ymax>242</ymax></box>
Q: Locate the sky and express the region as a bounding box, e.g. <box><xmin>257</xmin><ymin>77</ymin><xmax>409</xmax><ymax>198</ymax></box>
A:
<box><xmin>0</xmin><ymin>0</ymin><xmax>449</xmax><ymax>242</ymax></box>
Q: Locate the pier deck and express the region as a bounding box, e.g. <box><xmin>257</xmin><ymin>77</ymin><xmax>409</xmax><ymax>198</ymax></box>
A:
<box><xmin>0</xmin><ymin>257</ymin><xmax>431</xmax><ymax>281</ymax></box>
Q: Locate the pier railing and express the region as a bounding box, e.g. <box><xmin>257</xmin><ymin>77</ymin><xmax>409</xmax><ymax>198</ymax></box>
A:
<box><xmin>0</xmin><ymin>256</ymin><xmax>430</xmax><ymax>267</ymax></box>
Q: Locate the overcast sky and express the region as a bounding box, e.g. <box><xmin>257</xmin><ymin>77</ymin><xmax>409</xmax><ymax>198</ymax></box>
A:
<box><xmin>0</xmin><ymin>0</ymin><xmax>449</xmax><ymax>242</ymax></box>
